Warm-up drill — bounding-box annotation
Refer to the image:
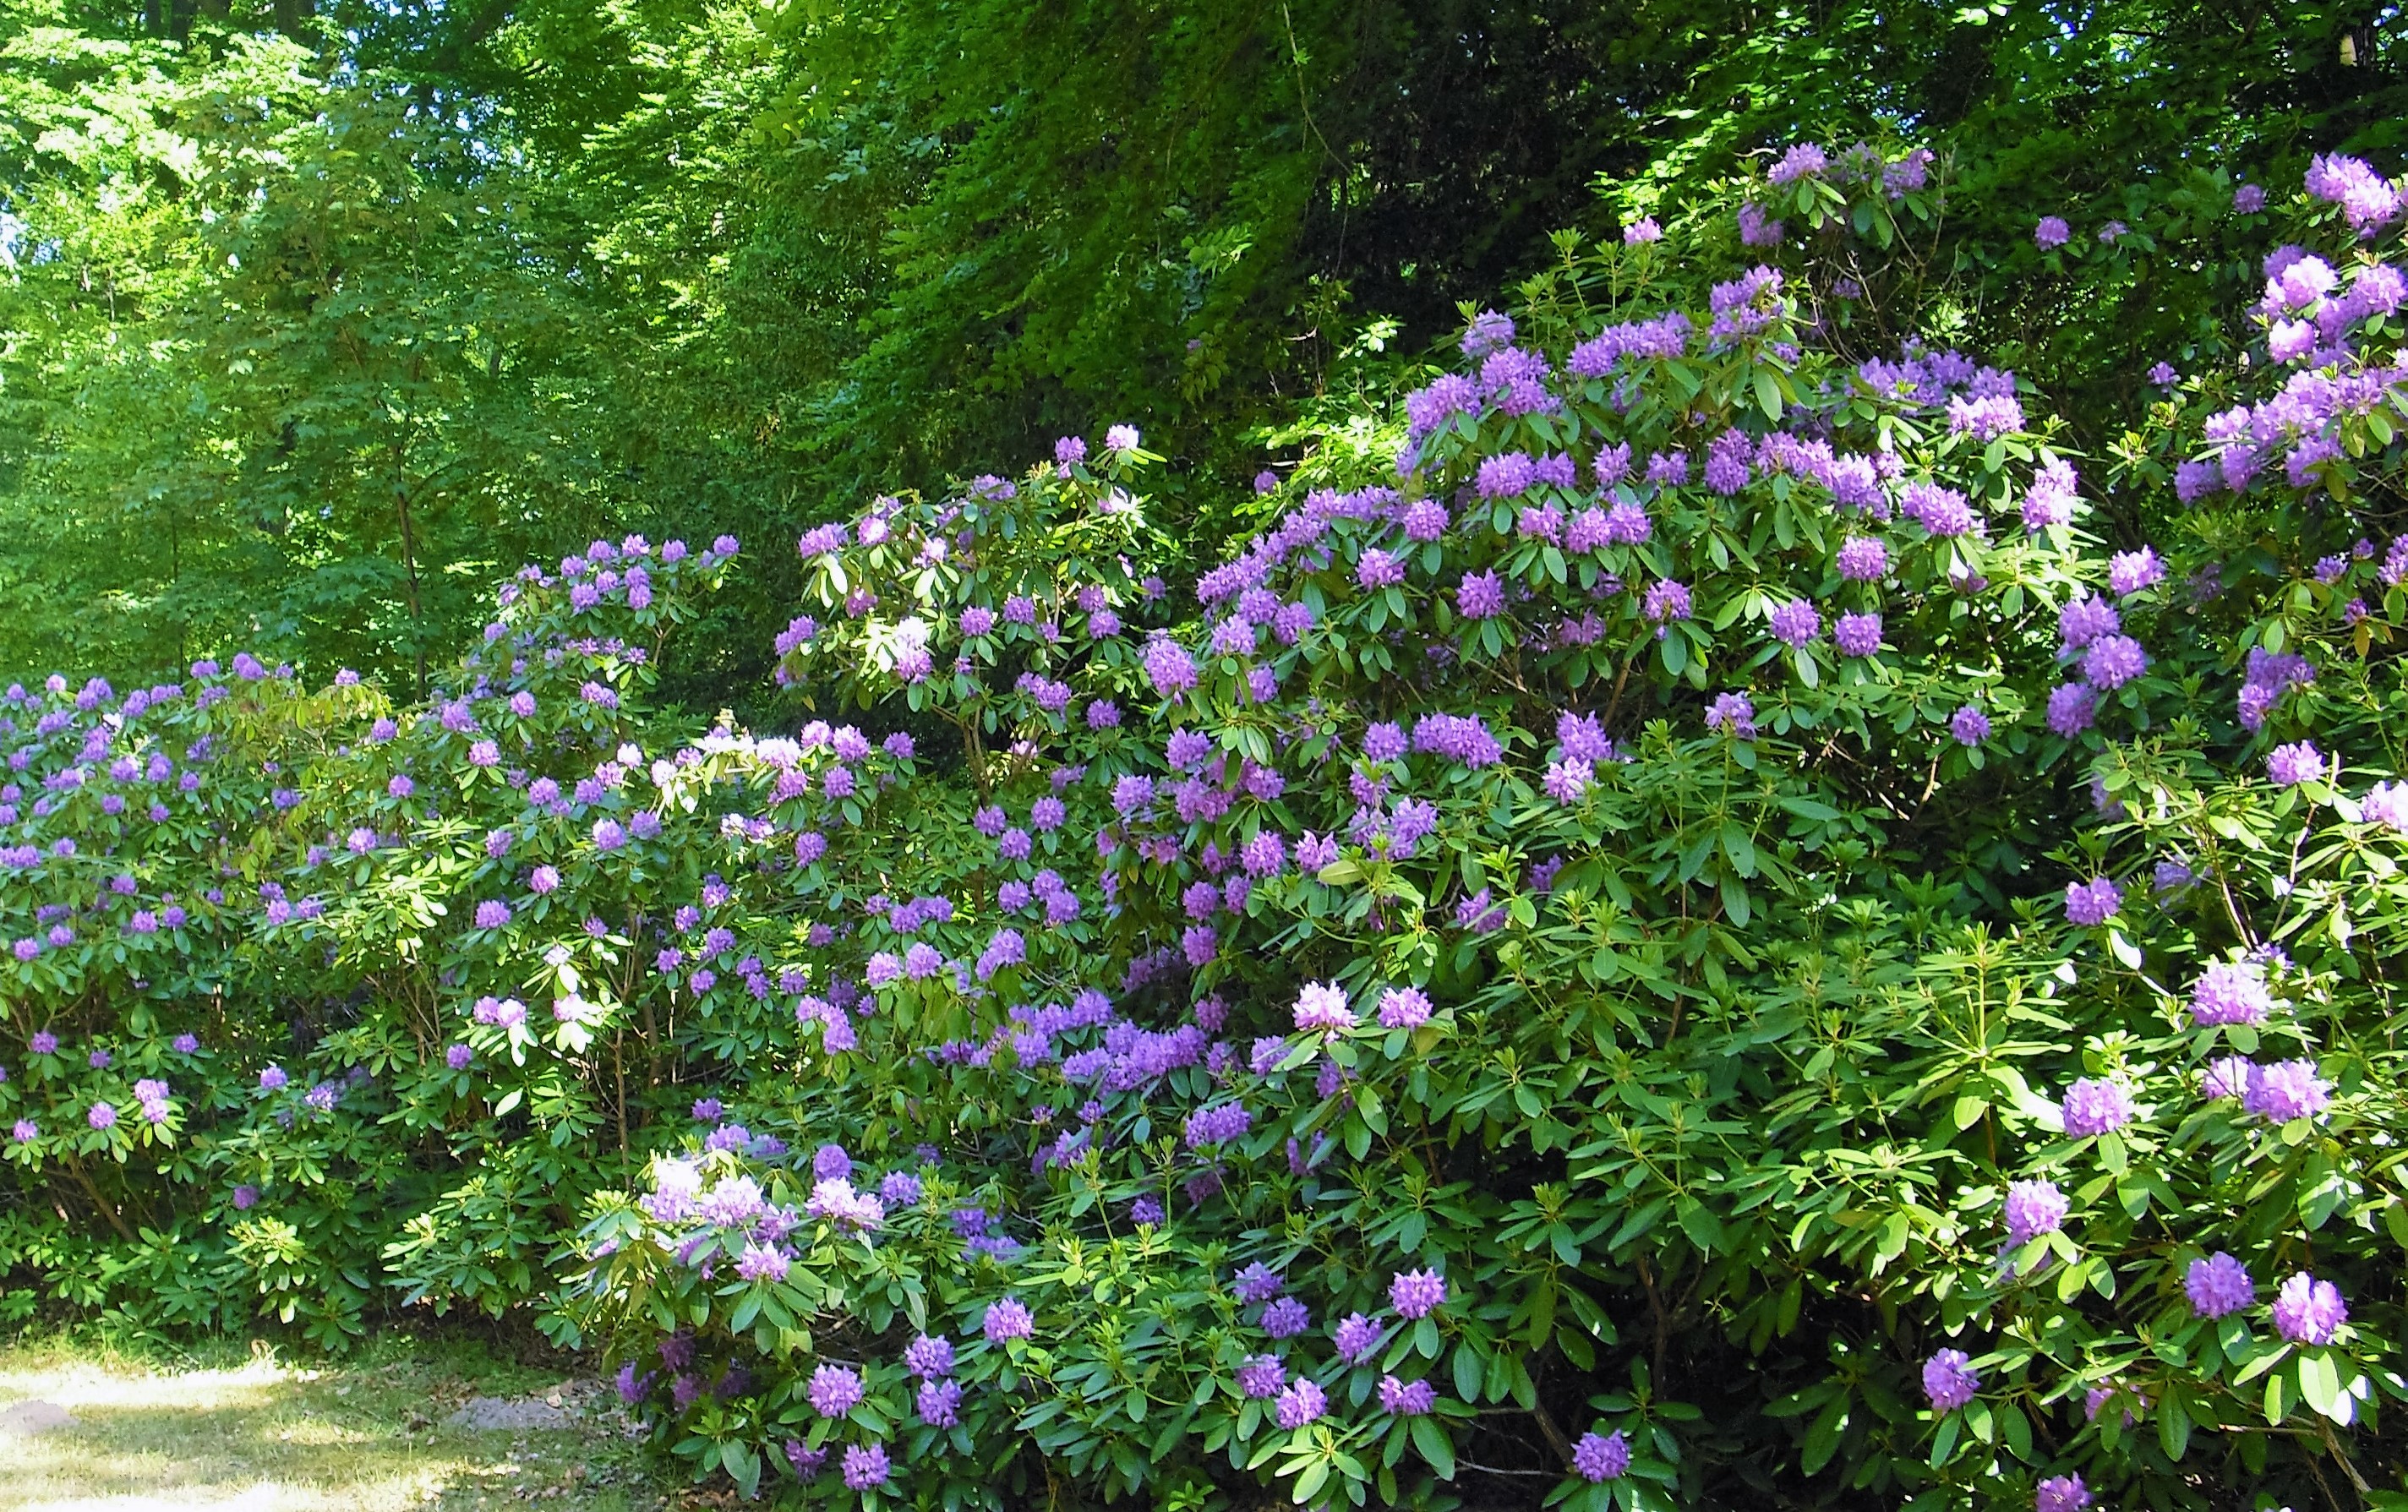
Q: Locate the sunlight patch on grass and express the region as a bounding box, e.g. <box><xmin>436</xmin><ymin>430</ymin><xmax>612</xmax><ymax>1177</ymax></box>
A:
<box><xmin>0</xmin><ymin>1339</ymin><xmax>665</xmax><ymax>1512</ymax></box>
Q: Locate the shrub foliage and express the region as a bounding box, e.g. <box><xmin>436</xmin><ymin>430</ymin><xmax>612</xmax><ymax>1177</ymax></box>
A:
<box><xmin>1</xmin><ymin>147</ymin><xmax>2405</xmax><ymax>1510</ymax></box>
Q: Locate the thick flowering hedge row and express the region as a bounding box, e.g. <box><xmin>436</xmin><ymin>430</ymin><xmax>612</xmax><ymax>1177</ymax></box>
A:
<box><xmin>3</xmin><ymin>145</ymin><xmax>2406</xmax><ymax>1510</ymax></box>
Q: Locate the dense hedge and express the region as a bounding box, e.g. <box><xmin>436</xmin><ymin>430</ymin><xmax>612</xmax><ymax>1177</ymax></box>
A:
<box><xmin>2</xmin><ymin>147</ymin><xmax>2405</xmax><ymax>1509</ymax></box>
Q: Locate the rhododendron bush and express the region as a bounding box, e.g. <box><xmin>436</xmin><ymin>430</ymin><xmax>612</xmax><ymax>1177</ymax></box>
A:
<box><xmin>3</xmin><ymin>146</ymin><xmax>2406</xmax><ymax>1510</ymax></box>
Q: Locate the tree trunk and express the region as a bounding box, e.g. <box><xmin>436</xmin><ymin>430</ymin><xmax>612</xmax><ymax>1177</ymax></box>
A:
<box><xmin>393</xmin><ymin>479</ymin><xmax>427</xmax><ymax>696</ymax></box>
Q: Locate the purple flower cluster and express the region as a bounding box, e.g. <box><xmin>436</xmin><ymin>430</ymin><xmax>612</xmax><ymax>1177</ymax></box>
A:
<box><xmin>2036</xmin><ymin>1475</ymin><xmax>2092</xmax><ymax>1512</ymax></box>
<box><xmin>2305</xmin><ymin>153</ymin><xmax>2403</xmax><ymax>234</ymax></box>
<box><xmin>1409</xmin><ymin>713</ymin><xmax>1502</xmax><ymax>768</ymax></box>
<box><xmin>1389</xmin><ymin>1269</ymin><xmax>1447</xmax><ymax>1319</ymax></box>
<box><xmin>807</xmin><ymin>1362</ymin><xmax>863</xmax><ymax>1417</ymax></box>
<box><xmin>2272</xmin><ymin>1271</ymin><xmax>2347</xmax><ymax>1344</ymax></box>
<box><xmin>1570</xmin><ymin>1429</ymin><xmax>1630</xmax><ymax>1481</ymax></box>
<box><xmin>2188</xmin><ymin>960</ymin><xmax>2274</xmax><ymax>1027</ymax></box>
<box><xmin>2060</xmin><ymin>1078</ymin><xmax>2134</xmax><ymax>1136</ymax></box>
<box><xmin>1183</xmin><ymin>1102</ymin><xmax>1249</xmax><ymax>1149</ymax></box>
<box><xmin>1292</xmin><ymin>980</ymin><xmax>1354</xmax><ymax>1033</ymax></box>
<box><xmin>2266</xmin><ymin>740</ymin><xmax>2323</xmax><ymax>788</ymax></box>
<box><xmin>2062</xmin><ymin>876</ymin><xmax>2120</xmax><ymax>926</ymax></box>
<box><xmin>982</xmin><ymin>1296</ymin><xmax>1034</xmax><ymax>1342</ymax></box>
<box><xmin>2241</xmin><ymin>1059</ymin><xmax>2329</xmax><ymax>1122</ymax></box>
<box><xmin>2001</xmin><ymin>1180</ymin><xmax>2067</xmax><ymax>1244</ymax></box>
<box><xmin>1273</xmin><ymin>1378</ymin><xmax>1325</xmax><ymax>1428</ymax></box>
<box><xmin>1921</xmin><ymin>1349</ymin><xmax>1979</xmax><ymax>1411</ymax></box>
<box><xmin>2185</xmin><ymin>1251</ymin><xmax>2254</xmax><ymax>1318</ymax></box>
<box><xmin>841</xmin><ymin>1444</ymin><xmax>890</xmax><ymax>1489</ymax></box>
<box><xmin>1235</xmin><ymin>1354</ymin><xmax>1285</xmax><ymax>1399</ymax></box>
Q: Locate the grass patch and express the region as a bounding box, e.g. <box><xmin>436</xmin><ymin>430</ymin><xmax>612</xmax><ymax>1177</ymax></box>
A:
<box><xmin>0</xmin><ymin>1332</ymin><xmax>676</xmax><ymax>1510</ymax></box>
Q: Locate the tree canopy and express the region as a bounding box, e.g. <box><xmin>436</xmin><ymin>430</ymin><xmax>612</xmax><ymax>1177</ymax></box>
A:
<box><xmin>4</xmin><ymin>0</ymin><xmax>2402</xmax><ymax>700</ymax></box>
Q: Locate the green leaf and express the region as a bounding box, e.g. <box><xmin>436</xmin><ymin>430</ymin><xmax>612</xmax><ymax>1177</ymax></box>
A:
<box><xmin>2157</xmin><ymin>1393</ymin><xmax>2191</xmax><ymax>1460</ymax></box>
<box><xmin>723</xmin><ymin>1439</ymin><xmax>761</xmax><ymax>1498</ymax></box>
<box><xmin>1451</xmin><ymin>1341</ymin><xmax>1483</xmax><ymax>1403</ymax></box>
<box><xmin>1800</xmin><ymin>1400</ymin><xmax>1848</xmax><ymax>1476</ymax></box>
<box><xmin>1410</xmin><ymin>1414</ymin><xmax>1456</xmax><ymax>1479</ymax></box>
<box><xmin>2298</xmin><ymin>1351</ymin><xmax>2346</xmax><ymax>1422</ymax></box>
<box><xmin>1997</xmin><ymin>1400</ymin><xmax>2031</xmax><ymax>1463</ymax></box>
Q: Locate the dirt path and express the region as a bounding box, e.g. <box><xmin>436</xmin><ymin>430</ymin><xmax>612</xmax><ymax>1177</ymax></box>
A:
<box><xmin>0</xmin><ymin>1338</ymin><xmax>673</xmax><ymax>1511</ymax></box>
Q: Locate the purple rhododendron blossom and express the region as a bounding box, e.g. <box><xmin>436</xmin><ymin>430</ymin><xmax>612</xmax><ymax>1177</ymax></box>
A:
<box><xmin>841</xmin><ymin>1444</ymin><xmax>890</xmax><ymax>1490</ymax></box>
<box><xmin>2189</xmin><ymin>960</ymin><xmax>2274</xmax><ymax>1026</ymax></box>
<box><xmin>1572</xmin><ymin>1429</ymin><xmax>1630</xmax><ymax>1481</ymax></box>
<box><xmin>1333</xmin><ymin>1313</ymin><xmax>1379</xmax><ymax>1363</ymax></box>
<box><xmin>2241</xmin><ymin>1058</ymin><xmax>2329</xmax><ymax>1122</ymax></box>
<box><xmin>2267</xmin><ymin>740</ymin><xmax>2323</xmax><ymax>787</ymax></box>
<box><xmin>806</xmin><ymin>1362</ymin><xmax>862</xmax><ymax>1417</ymax></box>
<box><xmin>1292</xmin><ymin>980</ymin><xmax>1354</xmax><ymax>1033</ymax></box>
<box><xmin>2036</xmin><ymin>1475</ymin><xmax>2093</xmax><ymax>1512</ymax></box>
<box><xmin>1390</xmin><ymin>1268</ymin><xmax>1447</xmax><ymax>1319</ymax></box>
<box><xmin>2063</xmin><ymin>877</ymin><xmax>2121</xmax><ymax>927</ymax></box>
<box><xmin>2272</xmin><ymin>1271</ymin><xmax>2347</xmax><ymax>1345</ymax></box>
<box><xmin>2061</xmin><ymin>1078</ymin><xmax>2134</xmax><ymax>1136</ymax></box>
<box><xmin>2186</xmin><ymin>1252</ymin><xmax>2254</xmax><ymax>1318</ymax></box>
<box><xmin>983</xmin><ymin>1296</ymin><xmax>1034</xmax><ymax>1341</ymax></box>
<box><xmin>1922</xmin><ymin>1349</ymin><xmax>1979</xmax><ymax>1411</ymax></box>
<box><xmin>2001</xmin><ymin>1180</ymin><xmax>2067</xmax><ymax>1243</ymax></box>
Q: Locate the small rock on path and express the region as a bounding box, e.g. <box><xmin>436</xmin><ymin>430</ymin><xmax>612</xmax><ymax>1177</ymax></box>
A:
<box><xmin>444</xmin><ymin>1395</ymin><xmax>576</xmax><ymax>1431</ymax></box>
<box><xmin>0</xmin><ymin>1399</ymin><xmax>76</xmax><ymax>1435</ymax></box>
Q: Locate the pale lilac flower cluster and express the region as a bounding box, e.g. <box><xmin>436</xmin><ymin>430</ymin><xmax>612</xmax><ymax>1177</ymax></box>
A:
<box><xmin>2188</xmin><ymin>960</ymin><xmax>2274</xmax><ymax>1027</ymax></box>
<box><xmin>2059</xmin><ymin>1078</ymin><xmax>2132</xmax><ymax>1136</ymax></box>
<box><xmin>2241</xmin><ymin>1059</ymin><xmax>2329</xmax><ymax>1122</ymax></box>
<box><xmin>2266</xmin><ymin>740</ymin><xmax>2323</xmax><ymax>788</ymax></box>
<box><xmin>2272</xmin><ymin>1271</ymin><xmax>2347</xmax><ymax>1344</ymax></box>
<box><xmin>1292</xmin><ymin>981</ymin><xmax>1355</xmax><ymax>1033</ymax></box>
<box><xmin>2366</xmin><ymin>780</ymin><xmax>2408</xmax><ymax>831</ymax></box>
<box><xmin>2305</xmin><ymin>153</ymin><xmax>2403</xmax><ymax>235</ymax></box>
